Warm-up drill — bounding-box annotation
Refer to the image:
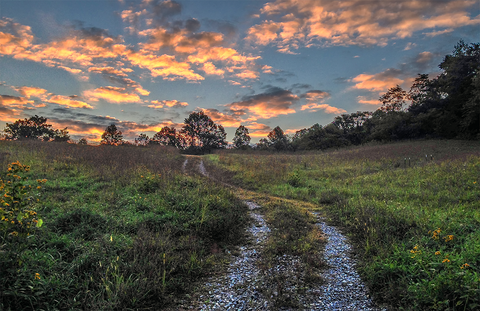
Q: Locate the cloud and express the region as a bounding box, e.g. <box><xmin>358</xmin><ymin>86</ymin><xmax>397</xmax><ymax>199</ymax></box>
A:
<box><xmin>350</xmin><ymin>50</ymin><xmax>440</xmax><ymax>93</ymax></box>
<box><xmin>301</xmin><ymin>103</ymin><xmax>346</xmax><ymax>114</ymax></box>
<box><xmin>357</xmin><ymin>96</ymin><xmax>380</xmax><ymax>105</ymax></box>
<box><xmin>83</xmin><ymin>86</ymin><xmax>142</xmax><ymax>103</ymax></box>
<box><xmin>247</xmin><ymin>0</ymin><xmax>480</xmax><ymax>51</ymax></box>
<box><xmin>301</xmin><ymin>90</ymin><xmax>330</xmax><ymax>102</ymax></box>
<box><xmin>423</xmin><ymin>28</ymin><xmax>455</xmax><ymax>37</ymax></box>
<box><xmin>148</xmin><ymin>99</ymin><xmax>188</xmax><ymax>108</ymax></box>
<box><xmin>49</xmin><ymin>107</ymin><xmax>182</xmax><ymax>141</ymax></box>
<box><xmin>198</xmin><ymin>108</ymin><xmax>241</xmax><ymax>127</ymax></box>
<box><xmin>14</xmin><ymin>86</ymin><xmax>47</xmax><ymax>99</ymax></box>
<box><xmin>0</xmin><ymin>94</ymin><xmax>34</xmax><ymax>108</ymax></box>
<box><xmin>0</xmin><ymin>18</ymin><xmax>34</xmax><ymax>56</ymax></box>
<box><xmin>46</xmin><ymin>95</ymin><xmax>93</xmax><ymax>109</ymax></box>
<box><xmin>246</xmin><ymin>122</ymin><xmax>272</xmax><ymax>137</ymax></box>
<box><xmin>227</xmin><ymin>87</ymin><xmax>299</xmax><ymax>120</ymax></box>
<box><xmin>351</xmin><ymin>69</ymin><xmax>405</xmax><ymax>92</ymax></box>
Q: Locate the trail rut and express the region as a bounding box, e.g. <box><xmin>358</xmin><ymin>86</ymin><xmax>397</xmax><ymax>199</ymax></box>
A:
<box><xmin>183</xmin><ymin>157</ymin><xmax>386</xmax><ymax>310</ymax></box>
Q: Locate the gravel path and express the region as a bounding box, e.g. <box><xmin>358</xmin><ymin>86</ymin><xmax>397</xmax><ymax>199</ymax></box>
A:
<box><xmin>191</xmin><ymin>201</ymin><xmax>272</xmax><ymax>310</ymax></box>
<box><xmin>185</xmin><ymin>158</ymin><xmax>386</xmax><ymax>310</ymax></box>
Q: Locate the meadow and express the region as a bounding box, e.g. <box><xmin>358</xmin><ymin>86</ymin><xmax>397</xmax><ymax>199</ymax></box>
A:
<box><xmin>0</xmin><ymin>141</ymin><xmax>250</xmax><ymax>310</ymax></box>
<box><xmin>205</xmin><ymin>140</ymin><xmax>480</xmax><ymax>310</ymax></box>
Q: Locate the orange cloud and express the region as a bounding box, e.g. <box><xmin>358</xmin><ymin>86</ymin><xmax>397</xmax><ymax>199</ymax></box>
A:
<box><xmin>88</xmin><ymin>66</ymin><xmax>128</xmax><ymax>77</ymax></box>
<box><xmin>248</xmin><ymin>0</ymin><xmax>480</xmax><ymax>51</ymax></box>
<box><xmin>301</xmin><ymin>90</ymin><xmax>330</xmax><ymax>102</ymax></box>
<box><xmin>83</xmin><ymin>86</ymin><xmax>142</xmax><ymax>103</ymax></box>
<box><xmin>357</xmin><ymin>96</ymin><xmax>380</xmax><ymax>105</ymax></box>
<box><xmin>301</xmin><ymin>103</ymin><xmax>347</xmax><ymax>114</ymax></box>
<box><xmin>228</xmin><ymin>87</ymin><xmax>298</xmax><ymax>120</ymax></box>
<box><xmin>0</xmin><ymin>95</ymin><xmax>34</xmax><ymax>108</ymax></box>
<box><xmin>148</xmin><ymin>99</ymin><xmax>188</xmax><ymax>108</ymax></box>
<box><xmin>199</xmin><ymin>108</ymin><xmax>241</xmax><ymax>128</ymax></box>
<box><xmin>47</xmin><ymin>95</ymin><xmax>93</xmax><ymax>109</ymax></box>
<box><xmin>14</xmin><ymin>86</ymin><xmax>47</xmax><ymax>99</ymax></box>
<box><xmin>351</xmin><ymin>72</ymin><xmax>404</xmax><ymax>92</ymax></box>
<box><xmin>126</xmin><ymin>50</ymin><xmax>204</xmax><ymax>81</ymax></box>
<box><xmin>0</xmin><ymin>18</ymin><xmax>34</xmax><ymax>56</ymax></box>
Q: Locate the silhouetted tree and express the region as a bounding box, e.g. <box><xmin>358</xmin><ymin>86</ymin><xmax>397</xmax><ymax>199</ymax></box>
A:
<box><xmin>78</xmin><ymin>138</ymin><xmax>88</xmax><ymax>145</ymax></box>
<box><xmin>4</xmin><ymin>115</ymin><xmax>55</xmax><ymax>140</ymax></box>
<box><xmin>52</xmin><ymin>128</ymin><xmax>70</xmax><ymax>142</ymax></box>
<box><xmin>101</xmin><ymin>124</ymin><xmax>124</xmax><ymax>145</ymax></box>
<box><xmin>181</xmin><ymin>111</ymin><xmax>227</xmax><ymax>152</ymax></box>
<box><xmin>135</xmin><ymin>133</ymin><xmax>150</xmax><ymax>146</ymax></box>
<box><xmin>152</xmin><ymin>126</ymin><xmax>179</xmax><ymax>147</ymax></box>
<box><xmin>379</xmin><ymin>85</ymin><xmax>409</xmax><ymax>113</ymax></box>
<box><xmin>268</xmin><ymin>126</ymin><xmax>289</xmax><ymax>151</ymax></box>
<box><xmin>233</xmin><ymin>125</ymin><xmax>251</xmax><ymax>149</ymax></box>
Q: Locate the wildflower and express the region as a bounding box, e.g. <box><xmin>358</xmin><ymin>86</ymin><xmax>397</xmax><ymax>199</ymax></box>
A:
<box><xmin>474</xmin><ymin>181</ymin><xmax>477</xmax><ymax>184</ymax></box>
<box><xmin>35</xmin><ymin>273</ymin><xmax>40</xmax><ymax>280</ymax></box>
<box><xmin>460</xmin><ymin>263</ymin><xmax>470</xmax><ymax>269</ymax></box>
<box><xmin>442</xmin><ymin>258</ymin><xmax>450</xmax><ymax>263</ymax></box>
<box><xmin>435</xmin><ymin>251</ymin><xmax>441</xmax><ymax>255</ymax></box>
<box><xmin>444</xmin><ymin>235</ymin><xmax>454</xmax><ymax>242</ymax></box>
<box><xmin>11</xmin><ymin>221</ymin><xmax>14</xmax><ymax>224</ymax></box>
<box><xmin>10</xmin><ymin>231</ymin><xmax>18</xmax><ymax>236</ymax></box>
<box><xmin>37</xmin><ymin>186</ymin><xmax>41</xmax><ymax>189</ymax></box>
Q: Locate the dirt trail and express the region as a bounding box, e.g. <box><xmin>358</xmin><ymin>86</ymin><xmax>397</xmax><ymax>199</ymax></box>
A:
<box><xmin>183</xmin><ymin>157</ymin><xmax>386</xmax><ymax>310</ymax></box>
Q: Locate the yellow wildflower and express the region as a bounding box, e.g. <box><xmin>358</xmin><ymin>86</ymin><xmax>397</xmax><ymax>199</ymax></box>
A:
<box><xmin>442</xmin><ymin>258</ymin><xmax>450</xmax><ymax>263</ymax></box>
<box><xmin>35</xmin><ymin>273</ymin><xmax>41</xmax><ymax>280</ymax></box>
<box><xmin>444</xmin><ymin>235</ymin><xmax>454</xmax><ymax>242</ymax></box>
<box><xmin>435</xmin><ymin>251</ymin><xmax>441</xmax><ymax>255</ymax></box>
<box><xmin>460</xmin><ymin>263</ymin><xmax>470</xmax><ymax>269</ymax></box>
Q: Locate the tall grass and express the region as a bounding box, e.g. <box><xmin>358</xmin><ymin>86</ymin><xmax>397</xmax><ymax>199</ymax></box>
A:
<box><xmin>205</xmin><ymin>140</ymin><xmax>480</xmax><ymax>310</ymax></box>
<box><xmin>0</xmin><ymin>140</ymin><xmax>249</xmax><ymax>310</ymax></box>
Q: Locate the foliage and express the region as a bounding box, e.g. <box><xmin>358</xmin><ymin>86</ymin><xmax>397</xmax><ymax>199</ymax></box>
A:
<box><xmin>267</xmin><ymin>126</ymin><xmax>290</xmax><ymax>151</ymax></box>
<box><xmin>0</xmin><ymin>161</ymin><xmax>43</xmax><ymax>242</ymax></box>
<box><xmin>151</xmin><ymin>126</ymin><xmax>180</xmax><ymax>148</ymax></box>
<box><xmin>233</xmin><ymin>125</ymin><xmax>251</xmax><ymax>149</ymax></box>
<box><xmin>4</xmin><ymin>115</ymin><xmax>69</xmax><ymax>142</ymax></box>
<box><xmin>181</xmin><ymin>111</ymin><xmax>227</xmax><ymax>152</ymax></box>
<box><xmin>101</xmin><ymin>124</ymin><xmax>124</xmax><ymax>146</ymax></box>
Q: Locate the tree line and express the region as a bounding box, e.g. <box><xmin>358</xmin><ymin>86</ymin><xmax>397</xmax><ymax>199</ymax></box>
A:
<box><xmin>3</xmin><ymin>41</ymin><xmax>478</xmax><ymax>152</ymax></box>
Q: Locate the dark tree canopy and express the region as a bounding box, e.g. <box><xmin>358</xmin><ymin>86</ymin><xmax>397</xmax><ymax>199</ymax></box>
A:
<box><xmin>267</xmin><ymin>126</ymin><xmax>289</xmax><ymax>151</ymax></box>
<box><xmin>101</xmin><ymin>124</ymin><xmax>124</xmax><ymax>146</ymax></box>
<box><xmin>233</xmin><ymin>125</ymin><xmax>251</xmax><ymax>149</ymax></box>
<box><xmin>152</xmin><ymin>126</ymin><xmax>179</xmax><ymax>147</ymax></box>
<box><xmin>181</xmin><ymin>111</ymin><xmax>227</xmax><ymax>152</ymax></box>
<box><xmin>4</xmin><ymin>115</ymin><xmax>69</xmax><ymax>142</ymax></box>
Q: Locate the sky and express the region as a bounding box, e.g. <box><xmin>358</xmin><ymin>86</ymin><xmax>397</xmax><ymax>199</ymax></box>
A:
<box><xmin>0</xmin><ymin>0</ymin><xmax>479</xmax><ymax>143</ymax></box>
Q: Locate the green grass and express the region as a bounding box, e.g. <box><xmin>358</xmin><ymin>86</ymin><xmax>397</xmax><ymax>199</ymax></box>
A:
<box><xmin>205</xmin><ymin>140</ymin><xmax>480</xmax><ymax>310</ymax></box>
<box><xmin>0</xmin><ymin>140</ymin><xmax>250</xmax><ymax>310</ymax></box>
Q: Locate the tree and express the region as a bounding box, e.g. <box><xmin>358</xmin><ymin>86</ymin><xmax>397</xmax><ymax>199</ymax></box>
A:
<box><xmin>151</xmin><ymin>126</ymin><xmax>179</xmax><ymax>147</ymax></box>
<box><xmin>78</xmin><ymin>138</ymin><xmax>88</xmax><ymax>145</ymax></box>
<box><xmin>135</xmin><ymin>133</ymin><xmax>150</xmax><ymax>146</ymax></box>
<box><xmin>233</xmin><ymin>125</ymin><xmax>251</xmax><ymax>149</ymax></box>
<box><xmin>4</xmin><ymin>115</ymin><xmax>55</xmax><ymax>140</ymax></box>
<box><xmin>267</xmin><ymin>126</ymin><xmax>289</xmax><ymax>151</ymax></box>
<box><xmin>181</xmin><ymin>111</ymin><xmax>227</xmax><ymax>151</ymax></box>
<box><xmin>52</xmin><ymin>128</ymin><xmax>70</xmax><ymax>142</ymax></box>
<box><xmin>379</xmin><ymin>85</ymin><xmax>409</xmax><ymax>113</ymax></box>
<box><xmin>101</xmin><ymin>124</ymin><xmax>124</xmax><ymax>146</ymax></box>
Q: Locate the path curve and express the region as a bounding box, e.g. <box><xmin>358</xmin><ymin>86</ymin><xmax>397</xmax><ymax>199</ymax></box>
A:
<box><xmin>185</xmin><ymin>158</ymin><xmax>386</xmax><ymax>310</ymax></box>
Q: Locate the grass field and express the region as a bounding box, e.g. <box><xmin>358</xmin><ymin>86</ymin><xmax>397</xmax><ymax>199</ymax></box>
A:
<box><xmin>205</xmin><ymin>140</ymin><xmax>480</xmax><ymax>310</ymax></box>
<box><xmin>0</xmin><ymin>141</ymin><xmax>250</xmax><ymax>310</ymax></box>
